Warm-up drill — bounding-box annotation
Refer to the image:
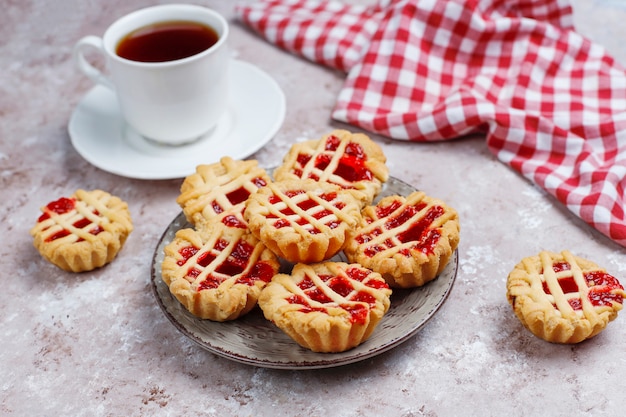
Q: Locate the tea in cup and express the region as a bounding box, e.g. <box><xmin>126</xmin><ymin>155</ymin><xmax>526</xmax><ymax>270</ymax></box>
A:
<box><xmin>73</xmin><ymin>4</ymin><xmax>229</xmax><ymax>145</ymax></box>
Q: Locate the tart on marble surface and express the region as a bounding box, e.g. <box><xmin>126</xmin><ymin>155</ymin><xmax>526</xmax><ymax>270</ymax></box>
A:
<box><xmin>161</xmin><ymin>222</ymin><xmax>280</xmax><ymax>321</ymax></box>
<box><xmin>244</xmin><ymin>179</ymin><xmax>364</xmax><ymax>263</ymax></box>
<box><xmin>344</xmin><ymin>191</ymin><xmax>459</xmax><ymax>288</ymax></box>
<box><xmin>176</xmin><ymin>156</ymin><xmax>271</xmax><ymax>231</ymax></box>
<box><xmin>506</xmin><ymin>250</ymin><xmax>625</xmax><ymax>344</ymax></box>
<box><xmin>30</xmin><ymin>189</ymin><xmax>133</xmax><ymax>272</ymax></box>
<box><xmin>258</xmin><ymin>262</ymin><xmax>392</xmax><ymax>353</ymax></box>
<box><xmin>273</xmin><ymin>129</ymin><xmax>389</xmax><ymax>204</ymax></box>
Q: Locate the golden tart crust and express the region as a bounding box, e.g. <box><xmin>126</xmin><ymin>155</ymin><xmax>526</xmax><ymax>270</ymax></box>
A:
<box><xmin>161</xmin><ymin>222</ymin><xmax>280</xmax><ymax>321</ymax></box>
<box><xmin>258</xmin><ymin>262</ymin><xmax>392</xmax><ymax>352</ymax></box>
<box><xmin>344</xmin><ymin>191</ymin><xmax>459</xmax><ymax>288</ymax></box>
<box><xmin>506</xmin><ymin>250</ymin><xmax>625</xmax><ymax>344</ymax></box>
<box><xmin>30</xmin><ymin>189</ymin><xmax>133</xmax><ymax>272</ymax></box>
<box><xmin>273</xmin><ymin>129</ymin><xmax>389</xmax><ymax>204</ymax></box>
<box><xmin>244</xmin><ymin>179</ymin><xmax>364</xmax><ymax>264</ymax></box>
<box><xmin>176</xmin><ymin>156</ymin><xmax>271</xmax><ymax>231</ymax></box>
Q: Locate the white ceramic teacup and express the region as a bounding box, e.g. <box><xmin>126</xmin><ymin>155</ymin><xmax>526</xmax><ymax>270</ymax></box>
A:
<box><xmin>73</xmin><ymin>4</ymin><xmax>229</xmax><ymax>145</ymax></box>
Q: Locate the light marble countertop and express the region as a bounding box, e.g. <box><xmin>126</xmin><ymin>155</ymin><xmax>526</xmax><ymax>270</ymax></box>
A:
<box><xmin>2</xmin><ymin>1</ymin><xmax>626</xmax><ymax>416</ymax></box>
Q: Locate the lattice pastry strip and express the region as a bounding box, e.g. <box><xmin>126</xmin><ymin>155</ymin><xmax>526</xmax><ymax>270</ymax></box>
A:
<box><xmin>274</xmin><ymin>130</ymin><xmax>389</xmax><ymax>204</ymax></box>
<box><xmin>244</xmin><ymin>179</ymin><xmax>363</xmax><ymax>263</ymax></box>
<box><xmin>161</xmin><ymin>222</ymin><xmax>279</xmax><ymax>321</ymax></box>
<box><xmin>176</xmin><ymin>156</ymin><xmax>271</xmax><ymax>231</ymax></box>
<box><xmin>258</xmin><ymin>262</ymin><xmax>392</xmax><ymax>352</ymax></box>
<box><xmin>506</xmin><ymin>250</ymin><xmax>625</xmax><ymax>343</ymax></box>
<box><xmin>30</xmin><ymin>189</ymin><xmax>133</xmax><ymax>272</ymax></box>
<box><xmin>345</xmin><ymin>191</ymin><xmax>460</xmax><ymax>288</ymax></box>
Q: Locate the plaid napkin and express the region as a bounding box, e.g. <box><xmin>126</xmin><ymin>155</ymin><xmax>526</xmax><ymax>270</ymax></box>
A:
<box><xmin>236</xmin><ymin>0</ymin><xmax>626</xmax><ymax>247</ymax></box>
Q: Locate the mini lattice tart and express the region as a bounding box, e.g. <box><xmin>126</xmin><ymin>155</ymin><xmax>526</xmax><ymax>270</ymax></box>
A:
<box><xmin>273</xmin><ymin>130</ymin><xmax>389</xmax><ymax>204</ymax></box>
<box><xmin>506</xmin><ymin>250</ymin><xmax>625</xmax><ymax>344</ymax></box>
<box><xmin>176</xmin><ymin>156</ymin><xmax>271</xmax><ymax>231</ymax></box>
<box><xmin>30</xmin><ymin>189</ymin><xmax>133</xmax><ymax>272</ymax></box>
<box><xmin>258</xmin><ymin>262</ymin><xmax>392</xmax><ymax>352</ymax></box>
<box><xmin>344</xmin><ymin>191</ymin><xmax>459</xmax><ymax>288</ymax></box>
<box><xmin>161</xmin><ymin>222</ymin><xmax>280</xmax><ymax>321</ymax></box>
<box><xmin>244</xmin><ymin>179</ymin><xmax>364</xmax><ymax>263</ymax></box>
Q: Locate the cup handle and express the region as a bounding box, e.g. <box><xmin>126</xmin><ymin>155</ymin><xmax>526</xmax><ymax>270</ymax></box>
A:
<box><xmin>73</xmin><ymin>36</ymin><xmax>114</xmax><ymax>90</ymax></box>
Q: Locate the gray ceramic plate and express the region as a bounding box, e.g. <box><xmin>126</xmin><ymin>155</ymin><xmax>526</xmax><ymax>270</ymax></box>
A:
<box><xmin>150</xmin><ymin>176</ymin><xmax>458</xmax><ymax>369</ymax></box>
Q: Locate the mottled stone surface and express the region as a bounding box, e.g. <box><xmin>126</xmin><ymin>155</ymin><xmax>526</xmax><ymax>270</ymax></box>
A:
<box><xmin>2</xmin><ymin>1</ymin><xmax>626</xmax><ymax>416</ymax></box>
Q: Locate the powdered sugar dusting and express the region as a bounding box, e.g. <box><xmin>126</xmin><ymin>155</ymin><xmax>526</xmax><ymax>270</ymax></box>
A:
<box><xmin>517</xmin><ymin>187</ymin><xmax>552</xmax><ymax>229</ymax></box>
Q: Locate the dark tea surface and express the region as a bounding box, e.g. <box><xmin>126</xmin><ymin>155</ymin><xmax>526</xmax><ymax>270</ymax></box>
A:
<box><xmin>116</xmin><ymin>20</ymin><xmax>219</xmax><ymax>62</ymax></box>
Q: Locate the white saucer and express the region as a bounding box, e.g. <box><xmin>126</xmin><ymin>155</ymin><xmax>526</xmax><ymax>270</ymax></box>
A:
<box><xmin>68</xmin><ymin>60</ymin><xmax>286</xmax><ymax>180</ymax></box>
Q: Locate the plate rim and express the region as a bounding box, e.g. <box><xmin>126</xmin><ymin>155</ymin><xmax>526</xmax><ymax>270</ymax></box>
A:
<box><xmin>150</xmin><ymin>176</ymin><xmax>458</xmax><ymax>369</ymax></box>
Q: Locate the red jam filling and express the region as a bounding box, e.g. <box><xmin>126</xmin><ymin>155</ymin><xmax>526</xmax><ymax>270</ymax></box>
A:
<box><xmin>214</xmin><ymin>241</ymin><xmax>253</xmax><ymax>276</ymax></box>
<box><xmin>353</xmin><ymin>291</ymin><xmax>376</xmax><ymax>305</ymax></box>
<box><xmin>320</xmin><ymin>192</ymin><xmax>337</xmax><ymax>202</ymax></box>
<box><xmin>375</xmin><ymin>200</ymin><xmax>403</xmax><ymax>219</ymax></box>
<box><xmin>542</xmin><ymin>265</ymin><xmax>624</xmax><ymax>310</ymax></box>
<box><xmin>188</xmin><ymin>268</ymin><xmax>203</xmax><ymax>279</ymax></box>
<box><xmin>268</xmin><ymin>191</ymin><xmax>343</xmax><ymax>234</ymax></box>
<box><xmin>292</xmin><ymin>135</ymin><xmax>374</xmax><ymax>185</ymax></box>
<box><xmin>325</xmin><ymin>135</ymin><xmax>341</xmax><ymax>151</ymax></box>
<box><xmin>334</xmin><ymin>155</ymin><xmax>372</xmax><ymax>182</ymax></box>
<box><xmin>358</xmin><ymin>202</ymin><xmax>443</xmax><ymax>257</ymax></box>
<box><xmin>72</xmin><ymin>218</ymin><xmax>91</xmax><ymax>229</ymax></box>
<box><xmin>297</xmin><ymin>277</ymin><xmax>315</xmax><ymax>291</ymax></box>
<box><xmin>298</xmin><ymin>275</ymin><xmax>333</xmax><ymax>303</ymax></box>
<box><xmin>552</xmin><ymin>261</ymin><xmax>571</xmax><ymax>273</ymax></box>
<box><xmin>253</xmin><ymin>177</ymin><xmax>268</xmax><ymax>188</ymax></box>
<box><xmin>306</xmin><ymin>287</ymin><xmax>333</xmax><ymax>304</ymax></box>
<box><xmin>46</xmin><ymin>230</ymin><xmax>71</xmax><ymax>242</ymax></box>
<box><xmin>345</xmin><ymin>266</ymin><xmax>368</xmax><ymax>282</ymax></box>
<box><xmin>212</xmin><ymin>201</ymin><xmax>223</xmax><ymax>214</ymax></box>
<box><xmin>341</xmin><ymin>303</ymin><xmax>369</xmax><ymax>324</ymax></box>
<box><xmin>211</xmin><ymin>177</ymin><xmax>267</xmax><ymax>215</ymax></box>
<box><xmin>178</xmin><ymin>239</ymin><xmax>273</xmax><ymax>291</ymax></box>
<box><xmin>314</xmin><ymin>154</ymin><xmax>331</xmax><ymax>171</ymax></box>
<box><xmin>297</xmin><ymin>153</ymin><xmax>311</xmax><ymax>167</ymax></box>
<box><xmin>221</xmin><ymin>214</ymin><xmax>246</xmax><ymax>229</ymax></box>
<box><xmin>178</xmin><ymin>245</ymin><xmax>199</xmax><ymax>266</ymax></box>
<box><xmin>287</xmin><ymin>295</ymin><xmax>327</xmax><ymax>314</ymax></box>
<box><xmin>327</xmin><ymin>138</ymin><xmax>373</xmax><ymax>182</ymax></box>
<box><xmin>296</xmin><ymin>198</ymin><xmax>318</xmax><ymax>211</ymax></box>
<box><xmin>235</xmin><ymin>261</ymin><xmax>275</xmax><ymax>286</ymax></box>
<box><xmin>542</xmin><ymin>277</ymin><xmax>579</xmax><ymax>295</ymax></box>
<box><xmin>365</xmin><ymin>278</ymin><xmax>388</xmax><ymax>290</ymax></box>
<box><xmin>273</xmin><ymin>219</ymin><xmax>291</xmax><ymax>229</ymax></box>
<box><xmin>321</xmin><ymin>216</ymin><xmax>340</xmax><ymax>230</ymax></box>
<box><xmin>225</xmin><ymin>186</ymin><xmax>251</xmax><ymax>206</ymax></box>
<box><xmin>287</xmin><ymin>190</ymin><xmax>306</xmax><ymax>198</ymax></box>
<box><xmin>289</xmin><ymin>268</ymin><xmax>386</xmax><ymax>324</ymax></box>
<box><xmin>90</xmin><ymin>225</ymin><xmax>104</xmax><ymax>235</ymax></box>
<box><xmin>312</xmin><ymin>209</ymin><xmax>332</xmax><ymax>220</ymax></box>
<box><xmin>40</xmin><ymin>197</ymin><xmax>75</xmax><ymax>240</ymax></box>
<box><xmin>587</xmin><ymin>270</ymin><xmax>622</xmax><ymax>287</ymax></box>
<box><xmin>586</xmin><ymin>271</ymin><xmax>624</xmax><ymax>307</ymax></box>
<box><xmin>215</xmin><ymin>238</ymin><xmax>229</xmax><ymax>251</ymax></box>
<box><xmin>38</xmin><ymin>197</ymin><xmax>76</xmax><ymax>222</ymax></box>
<box><xmin>197</xmin><ymin>251</ymin><xmax>216</xmax><ymax>267</ymax></box>
<box><xmin>40</xmin><ymin>197</ymin><xmax>104</xmax><ymax>242</ymax></box>
<box><xmin>326</xmin><ymin>275</ymin><xmax>354</xmax><ymax>297</ymax></box>
<box><xmin>225</xmin><ymin>178</ymin><xmax>268</xmax><ymax>206</ymax></box>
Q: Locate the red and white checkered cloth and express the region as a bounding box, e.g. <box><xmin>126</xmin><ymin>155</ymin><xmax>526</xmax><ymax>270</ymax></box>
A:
<box><xmin>236</xmin><ymin>0</ymin><xmax>626</xmax><ymax>247</ymax></box>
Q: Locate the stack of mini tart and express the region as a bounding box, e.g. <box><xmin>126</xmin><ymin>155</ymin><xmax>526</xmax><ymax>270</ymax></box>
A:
<box><xmin>161</xmin><ymin>130</ymin><xmax>461</xmax><ymax>352</ymax></box>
